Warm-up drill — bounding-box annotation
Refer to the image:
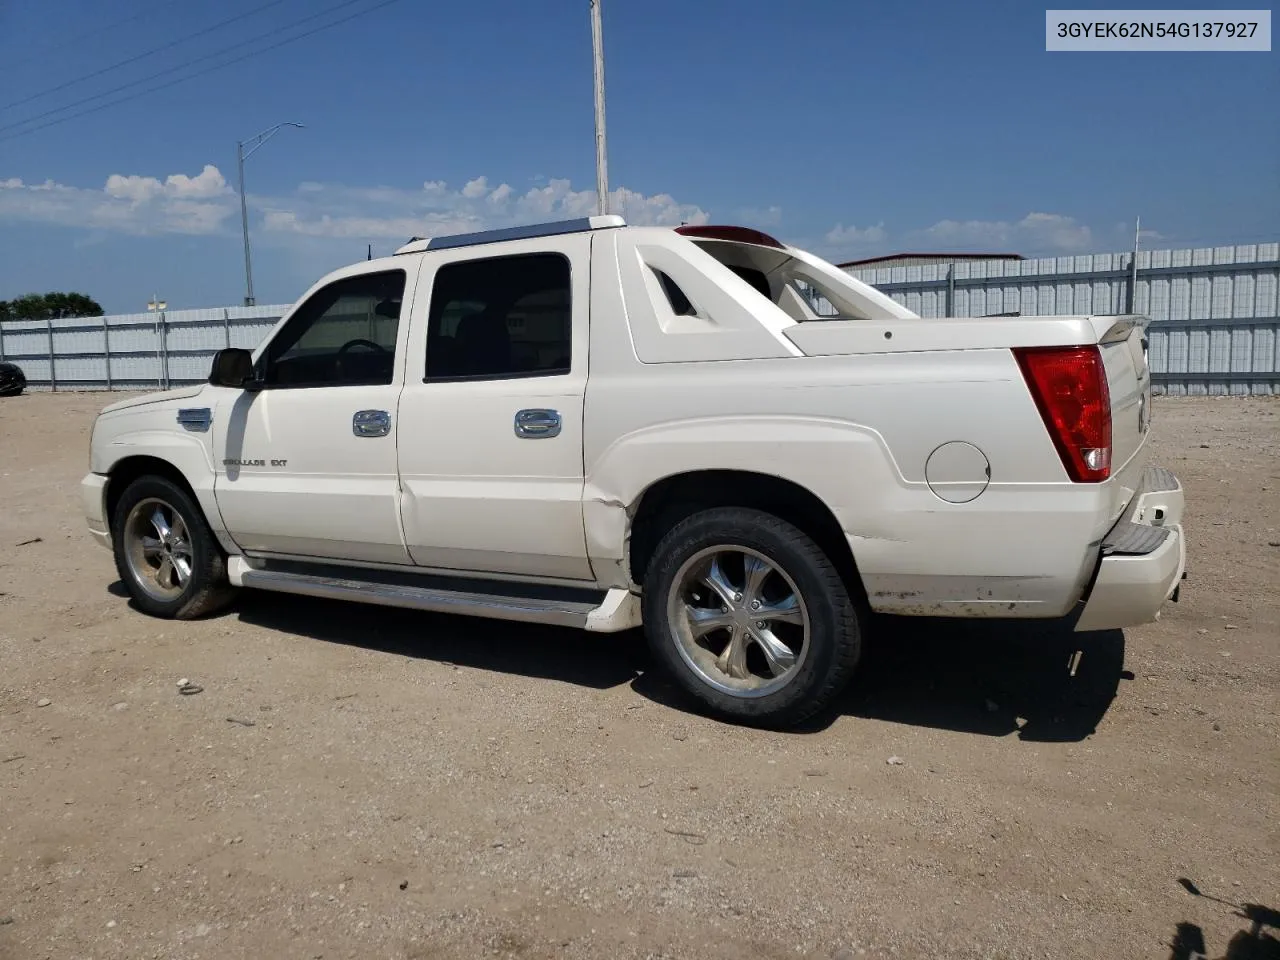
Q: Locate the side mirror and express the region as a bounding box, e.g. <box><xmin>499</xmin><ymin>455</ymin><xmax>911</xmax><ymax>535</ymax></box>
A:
<box><xmin>208</xmin><ymin>348</ymin><xmax>256</xmax><ymax>389</ymax></box>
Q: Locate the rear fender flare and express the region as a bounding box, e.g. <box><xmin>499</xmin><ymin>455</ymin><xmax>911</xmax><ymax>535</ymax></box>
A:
<box><xmin>583</xmin><ymin>415</ymin><xmax>903</xmax><ymax>582</ymax></box>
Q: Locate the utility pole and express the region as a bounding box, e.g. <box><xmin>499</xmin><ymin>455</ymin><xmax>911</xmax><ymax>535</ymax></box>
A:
<box><xmin>590</xmin><ymin>0</ymin><xmax>609</xmax><ymax>215</ymax></box>
<box><xmin>237</xmin><ymin>144</ymin><xmax>253</xmax><ymax>306</ymax></box>
<box><xmin>239</xmin><ymin>144</ymin><xmax>253</xmax><ymax>308</ymax></box>
<box><xmin>236</xmin><ymin>121</ymin><xmax>305</xmax><ymax>307</ymax></box>
<box><xmin>1128</xmin><ymin>215</ymin><xmax>1141</xmax><ymax>314</ymax></box>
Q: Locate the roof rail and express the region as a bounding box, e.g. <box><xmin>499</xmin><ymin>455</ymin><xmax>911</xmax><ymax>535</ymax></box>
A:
<box><xmin>395</xmin><ymin>215</ymin><xmax>626</xmax><ymax>256</ymax></box>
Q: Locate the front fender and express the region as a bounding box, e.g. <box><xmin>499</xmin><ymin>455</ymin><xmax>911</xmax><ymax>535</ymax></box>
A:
<box><xmin>94</xmin><ymin>430</ymin><xmax>217</xmax><ymax>477</ymax></box>
<box><xmin>91</xmin><ymin>411</ymin><xmax>235</xmax><ymax>552</ymax></box>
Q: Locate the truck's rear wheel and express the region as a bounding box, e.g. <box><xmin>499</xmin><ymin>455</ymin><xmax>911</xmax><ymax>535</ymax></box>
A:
<box><xmin>111</xmin><ymin>475</ymin><xmax>235</xmax><ymax>619</ymax></box>
<box><xmin>642</xmin><ymin>507</ymin><xmax>861</xmax><ymax>728</ymax></box>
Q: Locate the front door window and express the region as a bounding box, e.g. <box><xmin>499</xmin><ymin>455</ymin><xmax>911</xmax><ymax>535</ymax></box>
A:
<box><xmin>262</xmin><ymin>269</ymin><xmax>406</xmax><ymax>388</ymax></box>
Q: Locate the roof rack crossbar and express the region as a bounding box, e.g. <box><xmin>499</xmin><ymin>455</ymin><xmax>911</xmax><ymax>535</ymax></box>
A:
<box><xmin>395</xmin><ymin>215</ymin><xmax>625</xmax><ymax>255</ymax></box>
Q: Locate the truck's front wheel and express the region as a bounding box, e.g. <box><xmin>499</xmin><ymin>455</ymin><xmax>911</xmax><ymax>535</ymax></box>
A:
<box><xmin>642</xmin><ymin>507</ymin><xmax>862</xmax><ymax>728</ymax></box>
<box><xmin>111</xmin><ymin>475</ymin><xmax>235</xmax><ymax>619</ymax></box>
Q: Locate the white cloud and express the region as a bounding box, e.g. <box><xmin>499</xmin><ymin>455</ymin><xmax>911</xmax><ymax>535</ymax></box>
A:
<box><xmin>256</xmin><ymin>176</ymin><xmax>709</xmax><ymax>242</ymax></box>
<box><xmin>0</xmin><ymin>165</ymin><xmax>1115</xmax><ymax>268</ymax></box>
<box><xmin>461</xmin><ymin>176</ymin><xmax>490</xmax><ymax>199</ymax></box>
<box><xmin>163</xmin><ymin>164</ymin><xmax>228</xmax><ymax>198</ymax></box>
<box><xmin>608</xmin><ymin>186</ymin><xmax>708</xmax><ymax>226</ymax></box>
<box><xmin>0</xmin><ymin>165</ymin><xmax>236</xmax><ymax>236</ymax></box>
<box><xmin>164</xmin><ymin>198</ymin><xmax>234</xmax><ymax>234</ymax></box>
<box><xmin>103</xmin><ymin>164</ymin><xmax>230</xmax><ymax>205</ymax></box>
<box><xmin>263</xmin><ymin>209</ymin><xmax>482</xmax><ymax>240</ymax></box>
<box><xmin>0</xmin><ymin>166</ymin><xmax>708</xmax><ymax>246</ymax></box>
<box><xmin>824</xmin><ymin>221</ymin><xmax>888</xmax><ymax>248</ymax></box>
<box><xmin>914</xmin><ymin>212</ymin><xmax>1093</xmax><ymax>254</ymax></box>
<box><xmin>104</xmin><ymin>173</ymin><xmax>164</xmax><ymax>203</ymax></box>
<box><xmin>519</xmin><ymin>178</ymin><xmax>596</xmax><ymax>218</ymax></box>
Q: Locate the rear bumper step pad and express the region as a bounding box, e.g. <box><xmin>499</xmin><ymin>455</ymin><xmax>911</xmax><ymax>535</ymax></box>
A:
<box><xmin>1075</xmin><ymin>463</ymin><xmax>1187</xmax><ymax>632</ymax></box>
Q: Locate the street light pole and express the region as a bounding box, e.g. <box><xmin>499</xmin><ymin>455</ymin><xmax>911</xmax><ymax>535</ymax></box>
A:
<box><xmin>589</xmin><ymin>0</ymin><xmax>609</xmax><ymax>216</ymax></box>
<box><xmin>237</xmin><ymin>121</ymin><xmax>304</xmax><ymax>307</ymax></box>
<box><xmin>237</xmin><ymin>143</ymin><xmax>253</xmax><ymax>307</ymax></box>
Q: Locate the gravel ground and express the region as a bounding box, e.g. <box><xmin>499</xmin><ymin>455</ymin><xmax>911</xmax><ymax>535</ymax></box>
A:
<box><xmin>1</xmin><ymin>391</ymin><xmax>1277</xmax><ymax>960</ymax></box>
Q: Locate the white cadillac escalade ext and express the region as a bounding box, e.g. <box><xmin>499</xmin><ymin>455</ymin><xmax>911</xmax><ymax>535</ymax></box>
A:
<box><xmin>82</xmin><ymin>216</ymin><xmax>1186</xmax><ymax>727</ymax></box>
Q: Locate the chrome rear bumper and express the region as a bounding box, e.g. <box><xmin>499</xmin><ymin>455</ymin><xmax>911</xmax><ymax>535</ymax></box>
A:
<box><xmin>1075</xmin><ymin>465</ymin><xmax>1186</xmax><ymax>632</ymax></box>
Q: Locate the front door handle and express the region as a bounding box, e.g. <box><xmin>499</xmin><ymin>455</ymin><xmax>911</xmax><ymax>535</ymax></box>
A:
<box><xmin>514</xmin><ymin>408</ymin><xmax>562</xmax><ymax>439</ymax></box>
<box><xmin>353</xmin><ymin>409</ymin><xmax>391</xmax><ymax>437</ymax></box>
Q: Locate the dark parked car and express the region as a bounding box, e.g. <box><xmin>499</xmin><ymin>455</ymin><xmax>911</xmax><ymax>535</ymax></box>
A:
<box><xmin>0</xmin><ymin>361</ymin><xmax>26</xmax><ymax>396</ymax></box>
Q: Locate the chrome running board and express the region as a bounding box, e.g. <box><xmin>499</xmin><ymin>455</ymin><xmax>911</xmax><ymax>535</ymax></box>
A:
<box><xmin>226</xmin><ymin>557</ymin><xmax>640</xmax><ymax>632</ymax></box>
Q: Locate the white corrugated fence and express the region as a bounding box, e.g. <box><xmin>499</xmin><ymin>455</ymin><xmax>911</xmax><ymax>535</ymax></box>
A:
<box><xmin>845</xmin><ymin>242</ymin><xmax>1280</xmax><ymax>396</ymax></box>
<box><xmin>0</xmin><ymin>304</ymin><xmax>289</xmax><ymax>391</ymax></box>
<box><xmin>2</xmin><ymin>242</ymin><xmax>1277</xmax><ymax>395</ymax></box>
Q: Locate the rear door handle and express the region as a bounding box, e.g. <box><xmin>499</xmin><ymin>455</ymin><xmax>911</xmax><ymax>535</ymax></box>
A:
<box><xmin>353</xmin><ymin>409</ymin><xmax>391</xmax><ymax>437</ymax></box>
<box><xmin>514</xmin><ymin>408</ymin><xmax>561</xmax><ymax>439</ymax></box>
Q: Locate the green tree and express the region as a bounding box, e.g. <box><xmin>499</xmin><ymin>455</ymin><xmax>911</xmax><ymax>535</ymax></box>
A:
<box><xmin>9</xmin><ymin>294</ymin><xmax>50</xmax><ymax>319</ymax></box>
<box><xmin>0</xmin><ymin>292</ymin><xmax>104</xmax><ymax>320</ymax></box>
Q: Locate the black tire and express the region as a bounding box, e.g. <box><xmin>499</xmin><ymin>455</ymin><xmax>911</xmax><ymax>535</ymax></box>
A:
<box><xmin>110</xmin><ymin>475</ymin><xmax>236</xmax><ymax>619</ymax></box>
<box><xmin>641</xmin><ymin>506</ymin><xmax>862</xmax><ymax>728</ymax></box>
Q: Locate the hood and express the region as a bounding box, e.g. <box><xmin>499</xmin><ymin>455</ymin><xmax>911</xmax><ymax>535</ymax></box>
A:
<box><xmin>101</xmin><ymin>383</ymin><xmax>208</xmax><ymax>414</ymax></box>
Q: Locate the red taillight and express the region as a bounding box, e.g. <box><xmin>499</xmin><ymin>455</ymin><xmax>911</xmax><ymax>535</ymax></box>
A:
<box><xmin>1013</xmin><ymin>345</ymin><xmax>1112</xmax><ymax>483</ymax></box>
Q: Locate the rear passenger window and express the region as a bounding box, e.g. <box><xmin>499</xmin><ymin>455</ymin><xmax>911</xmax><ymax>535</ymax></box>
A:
<box><xmin>425</xmin><ymin>253</ymin><xmax>571</xmax><ymax>381</ymax></box>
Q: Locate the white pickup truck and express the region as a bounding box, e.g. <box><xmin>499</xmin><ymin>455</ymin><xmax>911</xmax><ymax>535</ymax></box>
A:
<box><xmin>82</xmin><ymin>216</ymin><xmax>1186</xmax><ymax>727</ymax></box>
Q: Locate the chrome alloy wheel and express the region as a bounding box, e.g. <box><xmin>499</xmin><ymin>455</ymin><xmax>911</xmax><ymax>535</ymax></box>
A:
<box><xmin>664</xmin><ymin>545</ymin><xmax>811</xmax><ymax>698</ymax></box>
<box><xmin>122</xmin><ymin>497</ymin><xmax>194</xmax><ymax>601</ymax></box>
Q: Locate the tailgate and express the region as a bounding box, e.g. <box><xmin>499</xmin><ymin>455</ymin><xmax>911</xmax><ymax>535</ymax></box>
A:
<box><xmin>1095</xmin><ymin>315</ymin><xmax>1153</xmax><ymax>476</ymax></box>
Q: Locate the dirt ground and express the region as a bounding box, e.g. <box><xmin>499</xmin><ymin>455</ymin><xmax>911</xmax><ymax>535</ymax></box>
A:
<box><xmin>1</xmin><ymin>391</ymin><xmax>1276</xmax><ymax>960</ymax></box>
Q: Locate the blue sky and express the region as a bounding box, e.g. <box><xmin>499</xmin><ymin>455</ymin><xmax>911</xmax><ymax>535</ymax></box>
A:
<box><xmin>0</xmin><ymin>0</ymin><xmax>1275</xmax><ymax>313</ymax></box>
